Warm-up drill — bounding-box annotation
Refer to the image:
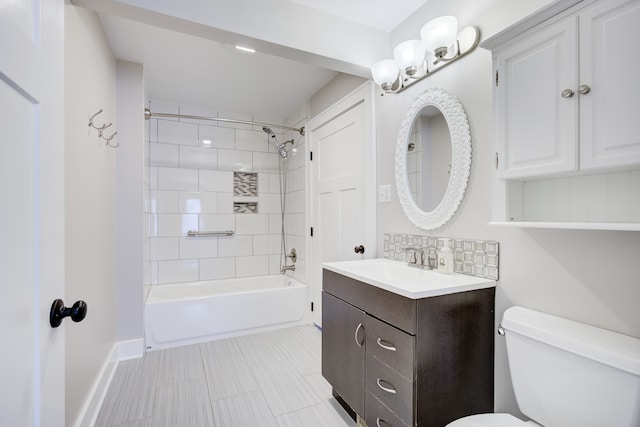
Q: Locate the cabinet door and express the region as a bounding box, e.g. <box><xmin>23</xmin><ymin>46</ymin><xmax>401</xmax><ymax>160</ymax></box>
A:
<box><xmin>497</xmin><ymin>17</ymin><xmax>579</xmax><ymax>179</ymax></box>
<box><xmin>321</xmin><ymin>292</ymin><xmax>366</xmax><ymax>415</ymax></box>
<box><xmin>579</xmin><ymin>0</ymin><xmax>640</xmax><ymax>170</ymax></box>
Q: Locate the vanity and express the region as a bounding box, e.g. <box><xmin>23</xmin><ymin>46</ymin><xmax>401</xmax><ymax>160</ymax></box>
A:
<box><xmin>322</xmin><ymin>259</ymin><xmax>496</xmax><ymax>427</ymax></box>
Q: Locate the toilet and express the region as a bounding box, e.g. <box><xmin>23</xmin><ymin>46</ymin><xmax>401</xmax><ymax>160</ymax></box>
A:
<box><xmin>447</xmin><ymin>306</ymin><xmax>640</xmax><ymax>427</ymax></box>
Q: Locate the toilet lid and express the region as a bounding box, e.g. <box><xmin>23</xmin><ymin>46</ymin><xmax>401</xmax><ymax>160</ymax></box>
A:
<box><xmin>446</xmin><ymin>413</ymin><xmax>528</xmax><ymax>427</ymax></box>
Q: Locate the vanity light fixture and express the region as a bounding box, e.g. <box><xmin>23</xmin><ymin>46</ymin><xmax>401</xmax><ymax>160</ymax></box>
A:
<box><xmin>371</xmin><ymin>16</ymin><xmax>480</xmax><ymax>94</ymax></box>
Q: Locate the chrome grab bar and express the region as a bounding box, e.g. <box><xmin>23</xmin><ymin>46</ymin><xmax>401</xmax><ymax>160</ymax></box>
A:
<box><xmin>186</xmin><ymin>230</ymin><xmax>234</xmax><ymax>237</ymax></box>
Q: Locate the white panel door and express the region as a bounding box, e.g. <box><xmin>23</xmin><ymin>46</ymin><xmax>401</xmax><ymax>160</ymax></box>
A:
<box><xmin>0</xmin><ymin>1</ymin><xmax>65</xmax><ymax>425</ymax></box>
<box><xmin>497</xmin><ymin>17</ymin><xmax>579</xmax><ymax>179</ymax></box>
<box><xmin>309</xmin><ymin>84</ymin><xmax>376</xmax><ymax>326</ymax></box>
<box><xmin>579</xmin><ymin>0</ymin><xmax>640</xmax><ymax>170</ymax></box>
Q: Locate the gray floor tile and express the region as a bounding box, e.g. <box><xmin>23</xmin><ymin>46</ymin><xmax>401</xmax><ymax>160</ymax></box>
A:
<box><xmin>98</xmin><ymin>325</ymin><xmax>353</xmax><ymax>427</ymax></box>
<box><xmin>251</xmin><ymin>360</ymin><xmax>322</xmax><ymax>416</ymax></box>
<box><xmin>211</xmin><ymin>390</ymin><xmax>279</xmax><ymax>427</ymax></box>
<box><xmin>276</xmin><ymin>401</ymin><xmax>356</xmax><ymax>427</ymax></box>
<box><xmin>199</xmin><ymin>337</ymin><xmax>242</xmax><ymax>357</ymax></box>
<box><xmin>303</xmin><ymin>372</ymin><xmax>333</xmax><ymax>401</ymax></box>
<box><xmin>149</xmin><ymin>344</ymin><xmax>205</xmax><ymax>386</ymax></box>
<box><xmin>203</xmin><ymin>350</ymin><xmax>258</xmax><ymax>400</ymax></box>
<box><xmin>95</xmin><ymin>365</ymin><xmax>157</xmax><ymax>426</ymax></box>
<box><xmin>155</xmin><ymin>378</ymin><xmax>214</xmax><ymax>427</ymax></box>
<box><xmin>277</xmin><ymin>326</ymin><xmax>322</xmax><ymax>375</ymax></box>
<box><xmin>235</xmin><ymin>330</ymin><xmax>288</xmax><ymax>366</ymax></box>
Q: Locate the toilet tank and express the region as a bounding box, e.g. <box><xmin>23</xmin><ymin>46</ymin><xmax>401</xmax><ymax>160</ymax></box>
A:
<box><xmin>501</xmin><ymin>306</ymin><xmax>640</xmax><ymax>427</ymax></box>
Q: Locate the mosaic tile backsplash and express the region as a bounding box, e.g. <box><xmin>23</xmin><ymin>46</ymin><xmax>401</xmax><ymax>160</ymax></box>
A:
<box><xmin>233</xmin><ymin>172</ymin><xmax>258</xmax><ymax>196</ymax></box>
<box><xmin>383</xmin><ymin>233</ymin><xmax>499</xmax><ymax>280</ymax></box>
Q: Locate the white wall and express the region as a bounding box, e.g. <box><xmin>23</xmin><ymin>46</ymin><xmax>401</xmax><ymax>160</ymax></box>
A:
<box><xmin>64</xmin><ymin>4</ymin><xmax>117</xmax><ymax>424</ymax></box>
<box><xmin>376</xmin><ymin>0</ymin><xmax>640</xmax><ymax>417</ymax></box>
<box><xmin>115</xmin><ymin>61</ymin><xmax>145</xmax><ymax>342</ymax></box>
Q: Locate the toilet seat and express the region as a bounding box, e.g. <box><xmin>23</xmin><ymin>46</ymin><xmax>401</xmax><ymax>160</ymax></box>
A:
<box><xmin>446</xmin><ymin>413</ymin><xmax>530</xmax><ymax>427</ymax></box>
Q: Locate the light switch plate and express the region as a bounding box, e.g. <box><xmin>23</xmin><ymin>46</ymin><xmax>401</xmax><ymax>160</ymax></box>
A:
<box><xmin>379</xmin><ymin>184</ymin><xmax>391</xmax><ymax>203</ymax></box>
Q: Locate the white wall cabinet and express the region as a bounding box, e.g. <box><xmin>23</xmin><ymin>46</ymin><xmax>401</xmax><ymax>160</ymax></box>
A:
<box><xmin>496</xmin><ymin>16</ymin><xmax>578</xmax><ymax>179</ymax></box>
<box><xmin>483</xmin><ymin>0</ymin><xmax>640</xmax><ymax>230</ymax></box>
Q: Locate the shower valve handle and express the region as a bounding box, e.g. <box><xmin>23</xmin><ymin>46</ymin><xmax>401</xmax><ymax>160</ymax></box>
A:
<box><xmin>354</xmin><ymin>245</ymin><xmax>365</xmax><ymax>254</ymax></box>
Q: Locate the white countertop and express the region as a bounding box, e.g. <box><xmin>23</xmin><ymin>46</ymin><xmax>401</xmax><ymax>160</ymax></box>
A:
<box><xmin>323</xmin><ymin>258</ymin><xmax>496</xmax><ymax>299</ymax></box>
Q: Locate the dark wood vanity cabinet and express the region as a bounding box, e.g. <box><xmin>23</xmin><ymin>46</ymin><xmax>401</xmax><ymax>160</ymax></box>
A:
<box><xmin>322</xmin><ymin>269</ymin><xmax>495</xmax><ymax>427</ymax></box>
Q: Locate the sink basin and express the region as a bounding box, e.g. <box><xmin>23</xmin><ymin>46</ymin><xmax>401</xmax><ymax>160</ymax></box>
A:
<box><xmin>322</xmin><ymin>258</ymin><xmax>495</xmax><ymax>299</ymax></box>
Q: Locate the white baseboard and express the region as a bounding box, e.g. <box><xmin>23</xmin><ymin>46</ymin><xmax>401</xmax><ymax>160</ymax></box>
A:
<box><xmin>76</xmin><ymin>338</ymin><xmax>144</xmax><ymax>427</ymax></box>
<box><xmin>117</xmin><ymin>338</ymin><xmax>144</xmax><ymax>360</ymax></box>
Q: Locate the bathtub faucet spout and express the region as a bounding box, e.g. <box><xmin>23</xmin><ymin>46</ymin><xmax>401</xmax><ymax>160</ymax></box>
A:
<box><xmin>281</xmin><ymin>264</ymin><xmax>296</xmax><ymax>274</ymax></box>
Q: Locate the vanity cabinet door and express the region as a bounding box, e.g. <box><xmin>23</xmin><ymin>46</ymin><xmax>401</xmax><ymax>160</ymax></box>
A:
<box><xmin>497</xmin><ymin>16</ymin><xmax>578</xmax><ymax>179</ymax></box>
<box><xmin>321</xmin><ymin>291</ymin><xmax>366</xmax><ymax>416</ymax></box>
<box><xmin>579</xmin><ymin>0</ymin><xmax>640</xmax><ymax>170</ymax></box>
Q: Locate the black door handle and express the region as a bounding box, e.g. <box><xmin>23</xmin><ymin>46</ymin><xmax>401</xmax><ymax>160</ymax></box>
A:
<box><xmin>354</xmin><ymin>245</ymin><xmax>365</xmax><ymax>254</ymax></box>
<box><xmin>50</xmin><ymin>299</ymin><xmax>87</xmax><ymax>328</ymax></box>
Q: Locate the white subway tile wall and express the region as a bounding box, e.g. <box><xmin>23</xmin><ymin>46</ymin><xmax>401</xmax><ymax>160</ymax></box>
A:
<box><xmin>144</xmin><ymin>100</ymin><xmax>307</xmax><ymax>286</ymax></box>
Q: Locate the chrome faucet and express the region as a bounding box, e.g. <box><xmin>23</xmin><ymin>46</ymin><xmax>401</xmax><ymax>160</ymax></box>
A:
<box><xmin>281</xmin><ymin>264</ymin><xmax>296</xmax><ymax>273</ymax></box>
<box><xmin>402</xmin><ymin>246</ymin><xmax>435</xmax><ymax>270</ymax></box>
<box><xmin>281</xmin><ymin>248</ymin><xmax>297</xmax><ymax>274</ymax></box>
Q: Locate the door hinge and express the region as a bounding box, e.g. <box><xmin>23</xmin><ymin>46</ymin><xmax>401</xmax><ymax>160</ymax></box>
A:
<box><xmin>495</xmin><ymin>69</ymin><xmax>499</xmax><ymax>86</ymax></box>
<box><xmin>311</xmin><ymin>302</ymin><xmax>314</xmax><ymax>312</ymax></box>
<box><xmin>310</xmin><ymin>227</ymin><xmax>314</xmax><ymax>237</ymax></box>
<box><xmin>495</xmin><ymin>152</ymin><xmax>499</xmax><ymax>170</ymax></box>
<box><xmin>310</xmin><ymin>151</ymin><xmax>313</xmax><ymax>161</ymax></box>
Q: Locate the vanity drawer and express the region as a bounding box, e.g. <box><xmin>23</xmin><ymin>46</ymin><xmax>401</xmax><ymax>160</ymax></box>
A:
<box><xmin>365</xmin><ymin>392</ymin><xmax>409</xmax><ymax>427</ymax></box>
<box><xmin>366</xmin><ymin>355</ymin><xmax>414</xmax><ymax>426</ymax></box>
<box><xmin>366</xmin><ymin>315</ymin><xmax>415</xmax><ymax>381</ymax></box>
<box><xmin>323</xmin><ymin>269</ymin><xmax>417</xmax><ymax>334</ymax></box>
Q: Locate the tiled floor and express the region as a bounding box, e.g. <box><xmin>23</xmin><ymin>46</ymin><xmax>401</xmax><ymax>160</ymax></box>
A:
<box><xmin>96</xmin><ymin>325</ymin><xmax>357</xmax><ymax>427</ymax></box>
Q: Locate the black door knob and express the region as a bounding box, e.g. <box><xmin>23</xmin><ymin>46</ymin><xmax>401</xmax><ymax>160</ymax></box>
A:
<box><xmin>354</xmin><ymin>245</ymin><xmax>365</xmax><ymax>254</ymax></box>
<box><xmin>50</xmin><ymin>299</ymin><xmax>87</xmax><ymax>328</ymax></box>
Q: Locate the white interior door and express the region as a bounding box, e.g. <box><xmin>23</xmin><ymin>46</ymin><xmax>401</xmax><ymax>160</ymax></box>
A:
<box><xmin>0</xmin><ymin>1</ymin><xmax>65</xmax><ymax>425</ymax></box>
<box><xmin>308</xmin><ymin>83</ymin><xmax>376</xmax><ymax>326</ymax></box>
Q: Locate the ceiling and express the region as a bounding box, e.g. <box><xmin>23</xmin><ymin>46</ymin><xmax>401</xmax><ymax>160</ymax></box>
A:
<box><xmin>78</xmin><ymin>0</ymin><xmax>430</xmax><ymax>118</ymax></box>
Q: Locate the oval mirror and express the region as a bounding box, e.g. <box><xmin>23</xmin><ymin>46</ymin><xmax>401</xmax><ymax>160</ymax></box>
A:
<box><xmin>395</xmin><ymin>87</ymin><xmax>471</xmax><ymax>230</ymax></box>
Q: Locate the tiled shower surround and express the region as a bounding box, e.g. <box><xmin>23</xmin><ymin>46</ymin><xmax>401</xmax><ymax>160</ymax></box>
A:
<box><xmin>143</xmin><ymin>100</ymin><xmax>307</xmax><ymax>286</ymax></box>
<box><xmin>383</xmin><ymin>233</ymin><xmax>499</xmax><ymax>280</ymax></box>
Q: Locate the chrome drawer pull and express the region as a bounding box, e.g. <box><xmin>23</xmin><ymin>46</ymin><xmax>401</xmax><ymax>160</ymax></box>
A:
<box><xmin>376</xmin><ymin>378</ymin><xmax>397</xmax><ymax>394</ymax></box>
<box><xmin>376</xmin><ymin>338</ymin><xmax>397</xmax><ymax>352</ymax></box>
<box><xmin>376</xmin><ymin>417</ymin><xmax>389</xmax><ymax>427</ymax></box>
<box><xmin>354</xmin><ymin>323</ymin><xmax>364</xmax><ymax>348</ymax></box>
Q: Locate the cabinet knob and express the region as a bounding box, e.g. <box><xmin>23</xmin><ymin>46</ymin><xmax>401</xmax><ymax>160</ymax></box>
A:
<box><xmin>561</xmin><ymin>89</ymin><xmax>575</xmax><ymax>98</ymax></box>
<box><xmin>354</xmin><ymin>245</ymin><xmax>365</xmax><ymax>254</ymax></box>
<box><xmin>578</xmin><ymin>84</ymin><xmax>591</xmax><ymax>95</ymax></box>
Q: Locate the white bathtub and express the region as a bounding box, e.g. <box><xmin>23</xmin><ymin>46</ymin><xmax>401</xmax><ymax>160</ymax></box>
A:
<box><xmin>144</xmin><ymin>275</ymin><xmax>307</xmax><ymax>351</ymax></box>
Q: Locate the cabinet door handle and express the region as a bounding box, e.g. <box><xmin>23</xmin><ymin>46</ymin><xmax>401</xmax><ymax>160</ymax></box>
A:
<box><xmin>376</xmin><ymin>378</ymin><xmax>397</xmax><ymax>394</ymax></box>
<box><xmin>376</xmin><ymin>338</ymin><xmax>397</xmax><ymax>352</ymax></box>
<box><xmin>561</xmin><ymin>89</ymin><xmax>575</xmax><ymax>98</ymax></box>
<box><xmin>578</xmin><ymin>84</ymin><xmax>591</xmax><ymax>95</ymax></box>
<box><xmin>354</xmin><ymin>322</ymin><xmax>364</xmax><ymax>348</ymax></box>
<box><xmin>376</xmin><ymin>418</ymin><xmax>390</xmax><ymax>427</ymax></box>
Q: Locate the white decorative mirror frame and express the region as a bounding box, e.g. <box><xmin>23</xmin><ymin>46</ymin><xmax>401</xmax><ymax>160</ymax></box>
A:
<box><xmin>395</xmin><ymin>87</ymin><xmax>472</xmax><ymax>230</ymax></box>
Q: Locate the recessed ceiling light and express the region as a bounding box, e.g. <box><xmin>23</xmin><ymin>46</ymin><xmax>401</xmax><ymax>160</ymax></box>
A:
<box><xmin>235</xmin><ymin>45</ymin><xmax>256</xmax><ymax>53</ymax></box>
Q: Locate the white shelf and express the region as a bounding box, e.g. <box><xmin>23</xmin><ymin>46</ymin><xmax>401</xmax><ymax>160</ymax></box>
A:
<box><xmin>488</xmin><ymin>221</ymin><xmax>640</xmax><ymax>231</ymax></box>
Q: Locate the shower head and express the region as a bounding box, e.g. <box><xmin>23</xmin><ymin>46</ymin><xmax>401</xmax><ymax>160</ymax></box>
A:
<box><xmin>263</xmin><ymin>126</ymin><xmax>288</xmax><ymax>159</ymax></box>
<box><xmin>262</xmin><ymin>126</ymin><xmax>275</xmax><ymax>137</ymax></box>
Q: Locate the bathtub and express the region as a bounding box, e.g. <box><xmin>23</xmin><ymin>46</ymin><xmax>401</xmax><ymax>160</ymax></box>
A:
<box><xmin>144</xmin><ymin>275</ymin><xmax>307</xmax><ymax>351</ymax></box>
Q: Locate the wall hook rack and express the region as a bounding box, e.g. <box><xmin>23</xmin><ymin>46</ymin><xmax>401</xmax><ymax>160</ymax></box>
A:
<box><xmin>88</xmin><ymin>109</ymin><xmax>119</xmax><ymax>148</ymax></box>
